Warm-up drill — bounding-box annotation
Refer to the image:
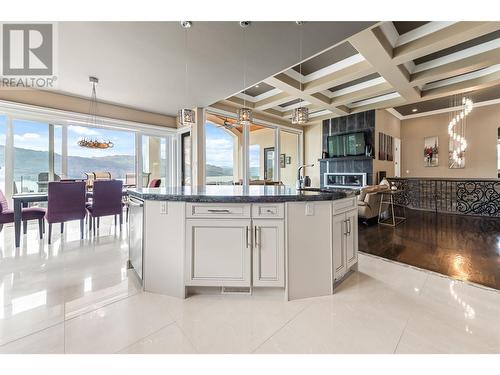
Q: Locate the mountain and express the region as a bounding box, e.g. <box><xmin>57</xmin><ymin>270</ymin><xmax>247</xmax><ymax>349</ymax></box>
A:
<box><xmin>0</xmin><ymin>145</ymin><xmax>135</xmax><ymax>182</ymax></box>
<box><xmin>0</xmin><ymin>145</ymin><xmax>261</xmax><ymax>184</ymax></box>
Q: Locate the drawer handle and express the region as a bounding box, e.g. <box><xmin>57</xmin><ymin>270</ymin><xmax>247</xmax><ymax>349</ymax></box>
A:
<box><xmin>207</xmin><ymin>209</ymin><xmax>231</xmax><ymax>213</ymax></box>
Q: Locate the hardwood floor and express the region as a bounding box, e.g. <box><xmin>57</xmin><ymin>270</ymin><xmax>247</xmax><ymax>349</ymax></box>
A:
<box><xmin>359</xmin><ymin>209</ymin><xmax>500</xmax><ymax>290</ymax></box>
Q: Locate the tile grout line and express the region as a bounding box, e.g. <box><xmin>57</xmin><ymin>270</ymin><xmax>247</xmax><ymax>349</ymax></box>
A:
<box><xmin>250</xmin><ymin>301</ymin><xmax>314</xmax><ymax>354</ymax></box>
<box><xmin>114</xmin><ymin>321</ymin><xmax>178</xmax><ymax>354</ymax></box>
<box><xmin>0</xmin><ymin>321</ymin><xmax>64</xmax><ymax>351</ymax></box>
<box><xmin>393</xmin><ymin>272</ymin><xmax>429</xmax><ymax>354</ymax></box>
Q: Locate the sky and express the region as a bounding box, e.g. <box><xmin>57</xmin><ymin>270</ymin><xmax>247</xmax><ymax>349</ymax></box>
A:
<box><xmin>8</xmin><ymin>119</ymin><xmax>137</xmax><ymax>158</ymax></box>
<box><xmin>205</xmin><ymin>123</ymin><xmax>260</xmax><ymax>168</ymax></box>
<box><xmin>1</xmin><ymin>117</ymin><xmax>263</xmax><ymax>170</ymax></box>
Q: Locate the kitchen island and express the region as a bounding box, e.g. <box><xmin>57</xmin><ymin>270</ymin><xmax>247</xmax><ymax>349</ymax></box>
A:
<box><xmin>127</xmin><ymin>186</ymin><xmax>359</xmax><ymax>301</ymax></box>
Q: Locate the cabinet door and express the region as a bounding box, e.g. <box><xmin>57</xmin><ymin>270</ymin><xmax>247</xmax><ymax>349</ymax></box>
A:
<box><xmin>185</xmin><ymin>219</ymin><xmax>251</xmax><ymax>287</ymax></box>
<box><xmin>332</xmin><ymin>213</ymin><xmax>346</xmax><ymax>281</ymax></box>
<box><xmin>252</xmin><ymin>219</ymin><xmax>285</xmax><ymax>287</ymax></box>
<box><xmin>345</xmin><ymin>209</ymin><xmax>358</xmax><ymax>268</ymax></box>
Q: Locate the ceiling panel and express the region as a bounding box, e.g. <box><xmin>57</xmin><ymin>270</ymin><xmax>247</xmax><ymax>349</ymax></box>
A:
<box><xmin>291</xmin><ymin>42</ymin><xmax>359</xmax><ymax>76</ymax></box>
<box><xmin>393</xmin><ymin>21</ymin><xmax>429</xmax><ymax>35</ymax></box>
<box><xmin>394</xmin><ymin>84</ymin><xmax>500</xmax><ymax>116</ymax></box>
<box><xmin>244</xmin><ymin>82</ymin><xmax>275</xmax><ymax>97</ymax></box>
<box><xmin>328</xmin><ymin>72</ymin><xmax>381</xmax><ymax>92</ymax></box>
<box><xmin>414</xmin><ymin>30</ymin><xmax>500</xmax><ymax>65</ymax></box>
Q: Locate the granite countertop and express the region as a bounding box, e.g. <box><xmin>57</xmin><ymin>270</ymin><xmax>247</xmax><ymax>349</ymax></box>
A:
<box><xmin>127</xmin><ymin>185</ymin><xmax>358</xmax><ymax>203</ymax></box>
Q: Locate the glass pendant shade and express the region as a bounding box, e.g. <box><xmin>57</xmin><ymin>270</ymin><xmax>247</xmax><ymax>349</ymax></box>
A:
<box><xmin>237</xmin><ymin>107</ymin><xmax>253</xmax><ymax>125</ymax></box>
<box><xmin>292</xmin><ymin>106</ymin><xmax>309</xmax><ymax>125</ymax></box>
<box><xmin>178</xmin><ymin>108</ymin><xmax>195</xmax><ymax>126</ymax></box>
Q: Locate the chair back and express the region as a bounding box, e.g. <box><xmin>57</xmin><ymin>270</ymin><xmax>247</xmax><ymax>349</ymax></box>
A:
<box><xmin>46</xmin><ymin>181</ymin><xmax>86</xmax><ymax>223</ymax></box>
<box><xmin>0</xmin><ymin>189</ymin><xmax>9</xmax><ymax>213</ymax></box>
<box><xmin>125</xmin><ymin>173</ymin><xmax>136</xmax><ymax>186</ymax></box>
<box><xmin>148</xmin><ymin>178</ymin><xmax>161</xmax><ymax>188</ymax></box>
<box><xmin>91</xmin><ymin>180</ymin><xmax>123</xmax><ymax>216</ymax></box>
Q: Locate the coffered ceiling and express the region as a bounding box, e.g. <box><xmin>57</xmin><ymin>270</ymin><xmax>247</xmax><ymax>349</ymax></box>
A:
<box><xmin>215</xmin><ymin>21</ymin><xmax>500</xmax><ymax>124</ymax></box>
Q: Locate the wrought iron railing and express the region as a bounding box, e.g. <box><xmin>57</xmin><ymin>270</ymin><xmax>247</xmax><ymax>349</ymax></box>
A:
<box><xmin>387</xmin><ymin>177</ymin><xmax>500</xmax><ymax>217</ymax></box>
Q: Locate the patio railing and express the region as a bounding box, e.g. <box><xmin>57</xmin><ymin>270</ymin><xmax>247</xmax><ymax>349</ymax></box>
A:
<box><xmin>386</xmin><ymin>177</ymin><xmax>500</xmax><ymax>218</ymax></box>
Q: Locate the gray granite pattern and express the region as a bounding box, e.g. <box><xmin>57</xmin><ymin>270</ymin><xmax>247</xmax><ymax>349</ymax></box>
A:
<box><xmin>127</xmin><ymin>186</ymin><xmax>358</xmax><ymax>203</ymax></box>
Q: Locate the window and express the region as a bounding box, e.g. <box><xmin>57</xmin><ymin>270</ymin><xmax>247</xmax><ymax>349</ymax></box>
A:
<box><xmin>67</xmin><ymin>125</ymin><xmax>135</xmax><ymax>181</ymax></box>
<box><xmin>205</xmin><ymin>122</ymin><xmax>236</xmax><ymax>185</ymax></box>
<box><xmin>0</xmin><ymin>115</ymin><xmax>6</xmax><ymax>193</ymax></box>
<box><xmin>13</xmin><ymin>119</ymin><xmax>49</xmax><ymax>193</ymax></box>
<box><xmin>181</xmin><ymin>132</ymin><xmax>191</xmax><ymax>186</ymax></box>
<box><xmin>249</xmin><ymin>125</ymin><xmax>276</xmax><ymax>182</ymax></box>
<box><xmin>497</xmin><ymin>127</ymin><xmax>500</xmax><ymax>178</ymax></box>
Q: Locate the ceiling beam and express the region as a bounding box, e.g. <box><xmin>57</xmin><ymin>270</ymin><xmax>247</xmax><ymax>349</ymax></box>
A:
<box><xmin>254</xmin><ymin>92</ymin><xmax>291</xmax><ymax>110</ymax></box>
<box><xmin>224</xmin><ymin>96</ymin><xmax>255</xmax><ymax>108</ymax></box>
<box><xmin>350</xmin><ymin>28</ymin><xmax>421</xmax><ymax>102</ymax></box>
<box><xmin>302</xmin><ymin>60</ymin><xmax>376</xmax><ymax>93</ymax></box>
<box><xmin>411</xmin><ymin>48</ymin><xmax>500</xmax><ymax>86</ymax></box>
<box><xmin>350</xmin><ymin>96</ymin><xmax>407</xmax><ymax>114</ymax></box>
<box><xmin>331</xmin><ymin>81</ymin><xmax>394</xmax><ymax>106</ymax></box>
<box><xmin>392</xmin><ymin>22</ymin><xmax>500</xmax><ymax>65</ymax></box>
<box><xmin>421</xmin><ymin>69</ymin><xmax>500</xmax><ymax>100</ymax></box>
<box><xmin>264</xmin><ymin>74</ymin><xmax>349</xmax><ymax>116</ymax></box>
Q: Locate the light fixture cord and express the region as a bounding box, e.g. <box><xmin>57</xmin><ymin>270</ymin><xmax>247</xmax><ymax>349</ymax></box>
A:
<box><xmin>185</xmin><ymin>28</ymin><xmax>188</xmax><ymax>107</ymax></box>
<box><xmin>89</xmin><ymin>81</ymin><xmax>97</xmax><ymax>129</ymax></box>
<box><xmin>243</xmin><ymin>26</ymin><xmax>247</xmax><ymax>110</ymax></box>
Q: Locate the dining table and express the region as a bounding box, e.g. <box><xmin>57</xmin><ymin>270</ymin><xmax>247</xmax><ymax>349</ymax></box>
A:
<box><xmin>12</xmin><ymin>189</ymin><xmax>129</xmax><ymax>248</ymax></box>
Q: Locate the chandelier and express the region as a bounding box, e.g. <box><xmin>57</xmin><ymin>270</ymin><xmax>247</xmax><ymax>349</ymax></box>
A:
<box><xmin>178</xmin><ymin>21</ymin><xmax>195</xmax><ymax>127</ymax></box>
<box><xmin>84</xmin><ymin>76</ymin><xmax>114</xmax><ymax>149</ymax></box>
<box><xmin>237</xmin><ymin>21</ymin><xmax>253</xmax><ymax>125</ymax></box>
<box><xmin>448</xmin><ymin>97</ymin><xmax>473</xmax><ymax>168</ymax></box>
<box><xmin>78</xmin><ymin>138</ymin><xmax>114</xmax><ymax>149</ymax></box>
<box><xmin>292</xmin><ymin>22</ymin><xmax>309</xmax><ymax>125</ymax></box>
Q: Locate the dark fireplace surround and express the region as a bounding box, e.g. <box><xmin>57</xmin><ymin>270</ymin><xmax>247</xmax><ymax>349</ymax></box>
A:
<box><xmin>320</xmin><ymin>110</ymin><xmax>375</xmax><ymax>188</ymax></box>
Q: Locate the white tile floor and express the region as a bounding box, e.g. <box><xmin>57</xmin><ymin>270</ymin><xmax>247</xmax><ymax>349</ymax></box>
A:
<box><xmin>1</xmin><ymin>218</ymin><xmax>500</xmax><ymax>354</ymax></box>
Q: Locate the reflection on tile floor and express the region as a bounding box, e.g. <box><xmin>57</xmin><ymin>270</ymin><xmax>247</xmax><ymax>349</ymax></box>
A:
<box><xmin>1</xmin><ymin>219</ymin><xmax>500</xmax><ymax>354</ymax></box>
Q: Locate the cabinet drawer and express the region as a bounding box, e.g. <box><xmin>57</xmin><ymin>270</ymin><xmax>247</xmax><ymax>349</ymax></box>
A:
<box><xmin>252</xmin><ymin>203</ymin><xmax>284</xmax><ymax>219</ymax></box>
<box><xmin>332</xmin><ymin>197</ymin><xmax>357</xmax><ymax>215</ymax></box>
<box><xmin>186</xmin><ymin>203</ymin><xmax>251</xmax><ymax>218</ymax></box>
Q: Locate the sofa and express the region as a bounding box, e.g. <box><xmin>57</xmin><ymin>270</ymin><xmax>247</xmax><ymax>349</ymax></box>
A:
<box><xmin>357</xmin><ymin>180</ymin><xmax>390</xmax><ymax>221</ymax></box>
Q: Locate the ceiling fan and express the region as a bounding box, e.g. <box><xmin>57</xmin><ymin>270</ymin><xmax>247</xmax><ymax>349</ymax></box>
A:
<box><xmin>218</xmin><ymin>117</ymin><xmax>237</xmax><ymax>130</ymax></box>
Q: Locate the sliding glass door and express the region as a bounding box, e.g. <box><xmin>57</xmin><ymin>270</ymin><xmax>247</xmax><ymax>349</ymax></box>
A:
<box><xmin>13</xmin><ymin>119</ymin><xmax>50</xmax><ymax>193</ymax></box>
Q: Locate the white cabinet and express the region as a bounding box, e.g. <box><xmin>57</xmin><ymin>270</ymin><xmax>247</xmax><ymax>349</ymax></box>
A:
<box><xmin>252</xmin><ymin>219</ymin><xmax>285</xmax><ymax>287</ymax></box>
<box><xmin>185</xmin><ymin>219</ymin><xmax>252</xmax><ymax>287</ymax></box>
<box><xmin>332</xmin><ymin>208</ymin><xmax>358</xmax><ymax>282</ymax></box>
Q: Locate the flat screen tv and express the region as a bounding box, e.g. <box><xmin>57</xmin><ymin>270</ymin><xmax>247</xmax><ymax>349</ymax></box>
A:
<box><xmin>327</xmin><ymin>131</ymin><xmax>366</xmax><ymax>158</ymax></box>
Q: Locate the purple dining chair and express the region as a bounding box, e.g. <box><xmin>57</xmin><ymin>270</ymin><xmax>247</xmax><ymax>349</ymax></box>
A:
<box><xmin>46</xmin><ymin>181</ymin><xmax>86</xmax><ymax>244</ymax></box>
<box><xmin>148</xmin><ymin>178</ymin><xmax>161</xmax><ymax>188</ymax></box>
<box><xmin>86</xmin><ymin>180</ymin><xmax>123</xmax><ymax>234</ymax></box>
<box><xmin>0</xmin><ymin>189</ymin><xmax>46</xmax><ymax>238</ymax></box>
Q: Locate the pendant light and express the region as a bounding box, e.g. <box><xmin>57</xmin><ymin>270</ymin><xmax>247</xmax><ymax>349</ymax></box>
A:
<box><xmin>292</xmin><ymin>22</ymin><xmax>309</xmax><ymax>125</ymax></box>
<box><xmin>237</xmin><ymin>21</ymin><xmax>253</xmax><ymax>125</ymax></box>
<box><xmin>178</xmin><ymin>21</ymin><xmax>195</xmax><ymax>126</ymax></box>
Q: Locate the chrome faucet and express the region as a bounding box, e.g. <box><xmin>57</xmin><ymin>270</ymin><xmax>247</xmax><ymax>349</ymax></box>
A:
<box><xmin>296</xmin><ymin>164</ymin><xmax>314</xmax><ymax>189</ymax></box>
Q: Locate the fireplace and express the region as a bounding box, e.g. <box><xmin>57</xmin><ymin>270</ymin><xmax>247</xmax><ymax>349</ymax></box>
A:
<box><xmin>324</xmin><ymin>173</ymin><xmax>367</xmax><ymax>188</ymax></box>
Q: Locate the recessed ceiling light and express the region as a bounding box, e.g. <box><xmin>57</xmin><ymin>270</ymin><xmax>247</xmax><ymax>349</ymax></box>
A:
<box><xmin>412</xmin><ymin>108</ymin><xmax>418</xmax><ymax>112</ymax></box>
<box><xmin>255</xmin><ymin>84</ymin><xmax>260</xmax><ymax>88</ymax></box>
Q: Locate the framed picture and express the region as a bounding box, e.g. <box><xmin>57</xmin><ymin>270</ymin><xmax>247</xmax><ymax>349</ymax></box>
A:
<box><xmin>280</xmin><ymin>153</ymin><xmax>286</xmax><ymax>168</ymax></box>
<box><xmin>424</xmin><ymin>136</ymin><xmax>439</xmax><ymax>167</ymax></box>
<box><xmin>378</xmin><ymin>132</ymin><xmax>385</xmax><ymax>160</ymax></box>
<box><xmin>286</xmin><ymin>156</ymin><xmax>291</xmax><ymax>165</ymax></box>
